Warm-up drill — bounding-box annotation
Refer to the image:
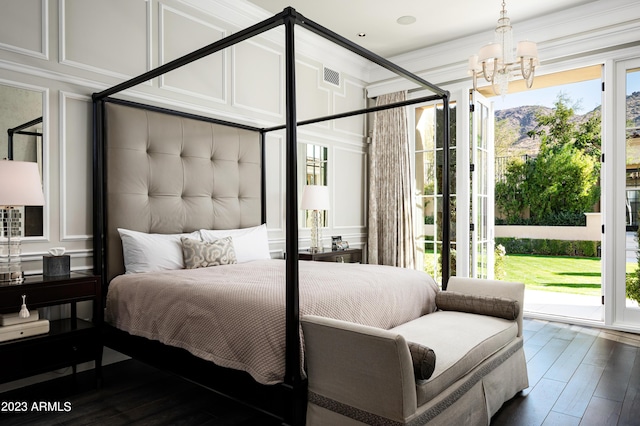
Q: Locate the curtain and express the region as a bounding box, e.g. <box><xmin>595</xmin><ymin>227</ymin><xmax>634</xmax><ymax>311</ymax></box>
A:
<box><xmin>368</xmin><ymin>91</ymin><xmax>416</xmax><ymax>268</ymax></box>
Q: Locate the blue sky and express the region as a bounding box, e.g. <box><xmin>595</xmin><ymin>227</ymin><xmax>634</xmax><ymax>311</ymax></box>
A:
<box><xmin>492</xmin><ymin>71</ymin><xmax>640</xmax><ymax>113</ymax></box>
<box><xmin>492</xmin><ymin>79</ymin><xmax>602</xmax><ymax>113</ymax></box>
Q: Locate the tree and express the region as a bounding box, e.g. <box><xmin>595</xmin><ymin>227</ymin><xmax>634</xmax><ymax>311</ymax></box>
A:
<box><xmin>496</xmin><ymin>93</ymin><xmax>601</xmax><ymax>223</ymax></box>
<box><xmin>527</xmin><ymin>92</ymin><xmax>578</xmax><ymax>151</ymax></box>
<box><xmin>495</xmin><ymin>157</ymin><xmax>529</xmax><ymax>222</ymax></box>
<box><xmin>527</xmin><ymin>143</ymin><xmax>600</xmax><ymax>219</ymax></box>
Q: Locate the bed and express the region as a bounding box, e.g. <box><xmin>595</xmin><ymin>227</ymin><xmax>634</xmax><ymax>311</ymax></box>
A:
<box><xmin>93</xmin><ymin>7</ymin><xmax>451</xmax><ymax>425</ymax></box>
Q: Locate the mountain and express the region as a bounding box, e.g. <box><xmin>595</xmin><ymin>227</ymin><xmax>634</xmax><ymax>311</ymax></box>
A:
<box><xmin>494</xmin><ymin>91</ymin><xmax>640</xmax><ymax>157</ymax></box>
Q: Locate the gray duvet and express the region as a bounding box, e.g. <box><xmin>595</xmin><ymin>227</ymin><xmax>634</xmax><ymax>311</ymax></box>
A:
<box><xmin>105</xmin><ymin>259</ymin><xmax>438</xmax><ymax>384</ymax></box>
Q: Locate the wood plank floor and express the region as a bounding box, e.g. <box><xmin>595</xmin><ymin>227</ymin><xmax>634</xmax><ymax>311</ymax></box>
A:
<box><xmin>492</xmin><ymin>318</ymin><xmax>640</xmax><ymax>426</ymax></box>
<box><xmin>0</xmin><ymin>318</ymin><xmax>639</xmax><ymax>425</ymax></box>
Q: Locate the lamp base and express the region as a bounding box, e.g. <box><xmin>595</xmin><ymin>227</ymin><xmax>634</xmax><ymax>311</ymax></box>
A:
<box><xmin>307</xmin><ymin>247</ymin><xmax>324</xmax><ymax>253</ymax></box>
<box><xmin>0</xmin><ymin>271</ymin><xmax>24</xmax><ymax>283</ymax></box>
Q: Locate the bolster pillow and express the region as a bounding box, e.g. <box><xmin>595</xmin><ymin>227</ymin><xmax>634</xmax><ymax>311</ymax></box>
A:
<box><xmin>407</xmin><ymin>342</ymin><xmax>436</xmax><ymax>381</ymax></box>
<box><xmin>435</xmin><ymin>290</ymin><xmax>520</xmax><ymax>321</ymax></box>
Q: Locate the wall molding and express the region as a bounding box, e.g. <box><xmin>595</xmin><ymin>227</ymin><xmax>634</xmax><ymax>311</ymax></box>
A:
<box><xmin>59</xmin><ymin>91</ymin><xmax>93</xmax><ymax>242</ymax></box>
<box><xmin>0</xmin><ymin>0</ymin><xmax>49</xmax><ymax>60</ymax></box>
<box><xmin>158</xmin><ymin>2</ymin><xmax>228</xmax><ymax>104</ymax></box>
<box><xmin>180</xmin><ymin>0</ymin><xmax>372</xmax><ymax>81</ymax></box>
<box><xmin>332</xmin><ymin>77</ymin><xmax>366</xmax><ymax>138</ymax></box>
<box><xmin>332</xmin><ymin>145</ymin><xmax>367</xmax><ymax>230</ymax></box>
<box><xmin>231</xmin><ymin>39</ymin><xmax>283</xmax><ymax>117</ymax></box>
<box><xmin>59</xmin><ymin>0</ymin><xmax>153</xmax><ymax>82</ymax></box>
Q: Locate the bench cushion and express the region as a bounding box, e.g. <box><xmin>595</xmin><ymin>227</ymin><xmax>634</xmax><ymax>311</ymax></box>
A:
<box><xmin>389</xmin><ymin>311</ymin><xmax>518</xmax><ymax>406</ymax></box>
<box><xmin>408</xmin><ymin>342</ymin><xmax>437</xmax><ymax>380</ymax></box>
<box><xmin>436</xmin><ymin>290</ymin><xmax>520</xmax><ymax>320</ymax></box>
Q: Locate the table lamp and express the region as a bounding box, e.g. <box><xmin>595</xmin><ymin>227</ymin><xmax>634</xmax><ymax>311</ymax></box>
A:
<box><xmin>300</xmin><ymin>185</ymin><xmax>330</xmax><ymax>253</ymax></box>
<box><xmin>0</xmin><ymin>161</ymin><xmax>45</xmax><ymax>283</ymax></box>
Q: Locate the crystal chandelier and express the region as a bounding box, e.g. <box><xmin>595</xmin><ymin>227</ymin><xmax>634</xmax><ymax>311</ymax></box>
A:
<box><xmin>468</xmin><ymin>0</ymin><xmax>538</xmax><ymax>96</ymax></box>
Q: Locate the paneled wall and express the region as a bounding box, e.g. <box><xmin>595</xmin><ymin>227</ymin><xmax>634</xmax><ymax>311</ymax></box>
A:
<box><xmin>0</xmin><ymin>0</ymin><xmax>369</xmax><ymax>273</ymax></box>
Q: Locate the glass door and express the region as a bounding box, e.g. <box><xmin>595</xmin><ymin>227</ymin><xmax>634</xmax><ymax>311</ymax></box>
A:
<box><xmin>618</xmin><ymin>58</ymin><xmax>640</xmax><ymax>326</ymax></box>
<box><xmin>413</xmin><ymin>101</ymin><xmax>457</xmax><ymax>285</ymax></box>
<box><xmin>470</xmin><ymin>91</ymin><xmax>495</xmax><ymax>278</ymax></box>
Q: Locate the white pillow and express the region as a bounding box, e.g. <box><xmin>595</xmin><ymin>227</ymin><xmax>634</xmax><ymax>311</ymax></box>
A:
<box><xmin>118</xmin><ymin>228</ymin><xmax>201</xmax><ymax>274</ymax></box>
<box><xmin>199</xmin><ymin>224</ymin><xmax>271</xmax><ymax>263</ymax></box>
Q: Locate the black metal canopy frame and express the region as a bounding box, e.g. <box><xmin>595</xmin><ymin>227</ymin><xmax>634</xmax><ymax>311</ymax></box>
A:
<box><xmin>92</xmin><ymin>7</ymin><xmax>451</xmax><ymax>425</ymax></box>
<box><xmin>7</xmin><ymin>116</ymin><xmax>43</xmax><ymax>160</ymax></box>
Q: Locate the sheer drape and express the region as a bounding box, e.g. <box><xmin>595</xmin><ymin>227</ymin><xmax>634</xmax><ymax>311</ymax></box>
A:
<box><xmin>368</xmin><ymin>91</ymin><xmax>416</xmax><ymax>268</ymax></box>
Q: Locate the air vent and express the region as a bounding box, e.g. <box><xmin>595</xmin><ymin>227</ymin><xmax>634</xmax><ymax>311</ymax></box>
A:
<box><xmin>323</xmin><ymin>66</ymin><xmax>340</xmax><ymax>87</ymax></box>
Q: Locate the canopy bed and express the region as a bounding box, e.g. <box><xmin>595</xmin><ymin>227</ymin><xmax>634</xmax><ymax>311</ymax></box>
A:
<box><xmin>92</xmin><ymin>7</ymin><xmax>451</xmax><ymax>425</ymax></box>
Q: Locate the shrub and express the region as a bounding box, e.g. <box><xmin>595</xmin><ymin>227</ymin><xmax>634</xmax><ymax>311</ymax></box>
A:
<box><xmin>494</xmin><ymin>244</ymin><xmax>506</xmax><ymax>280</ymax></box>
<box><xmin>626</xmin><ymin>273</ymin><xmax>640</xmax><ymax>304</ymax></box>
<box><xmin>496</xmin><ymin>212</ymin><xmax>586</xmax><ymax>226</ymax></box>
<box><xmin>627</xmin><ymin>226</ymin><xmax>640</xmax><ymax>304</ymax></box>
<box><xmin>496</xmin><ymin>237</ymin><xmax>599</xmax><ymax>257</ymax></box>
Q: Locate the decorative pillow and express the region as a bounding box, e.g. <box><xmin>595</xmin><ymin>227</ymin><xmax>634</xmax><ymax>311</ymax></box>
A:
<box><xmin>407</xmin><ymin>342</ymin><xmax>437</xmax><ymax>381</ymax></box>
<box><xmin>435</xmin><ymin>290</ymin><xmax>520</xmax><ymax>321</ymax></box>
<box><xmin>118</xmin><ymin>228</ymin><xmax>201</xmax><ymax>274</ymax></box>
<box><xmin>181</xmin><ymin>236</ymin><xmax>237</xmax><ymax>269</ymax></box>
<box><xmin>199</xmin><ymin>224</ymin><xmax>270</xmax><ymax>263</ymax></box>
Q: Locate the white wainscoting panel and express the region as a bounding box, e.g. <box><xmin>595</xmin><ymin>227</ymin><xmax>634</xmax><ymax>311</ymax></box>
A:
<box><xmin>333</xmin><ymin>78</ymin><xmax>365</xmax><ymax>137</ymax></box>
<box><xmin>265</xmin><ymin>132</ymin><xmax>284</xmax><ymax>234</ymax></box>
<box><xmin>0</xmin><ymin>0</ymin><xmax>48</xmax><ymax>59</ymax></box>
<box><xmin>60</xmin><ymin>0</ymin><xmax>150</xmax><ymax>79</ymax></box>
<box><xmin>159</xmin><ymin>4</ymin><xmax>226</xmax><ymax>102</ymax></box>
<box><xmin>60</xmin><ymin>92</ymin><xmax>92</xmax><ymax>241</ymax></box>
<box><xmin>333</xmin><ymin>146</ymin><xmax>366</xmax><ymax>229</ymax></box>
<box><xmin>295</xmin><ymin>60</ymin><xmax>330</xmax><ymax>124</ymax></box>
<box><xmin>232</xmin><ymin>40</ymin><xmax>282</xmax><ymax>117</ymax></box>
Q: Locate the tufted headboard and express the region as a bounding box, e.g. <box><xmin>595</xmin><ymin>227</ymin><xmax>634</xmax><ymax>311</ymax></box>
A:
<box><xmin>101</xmin><ymin>100</ymin><xmax>263</xmax><ymax>282</ymax></box>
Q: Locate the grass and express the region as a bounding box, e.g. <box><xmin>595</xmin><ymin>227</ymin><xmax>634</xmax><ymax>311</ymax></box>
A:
<box><xmin>425</xmin><ymin>252</ymin><xmax>637</xmax><ymax>297</ymax></box>
<box><xmin>503</xmin><ymin>254</ymin><xmax>602</xmax><ymax>296</ymax></box>
<box><xmin>503</xmin><ymin>254</ymin><xmax>639</xmax><ymax>296</ymax></box>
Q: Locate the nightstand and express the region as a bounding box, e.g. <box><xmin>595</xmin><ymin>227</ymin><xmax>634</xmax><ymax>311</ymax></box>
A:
<box><xmin>0</xmin><ymin>272</ymin><xmax>102</xmax><ymax>385</ymax></box>
<box><xmin>299</xmin><ymin>248</ymin><xmax>363</xmax><ymax>263</ymax></box>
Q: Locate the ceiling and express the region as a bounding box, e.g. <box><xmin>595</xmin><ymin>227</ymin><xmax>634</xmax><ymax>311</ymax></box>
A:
<box><xmin>245</xmin><ymin>0</ymin><xmax>599</xmax><ymax>58</ymax></box>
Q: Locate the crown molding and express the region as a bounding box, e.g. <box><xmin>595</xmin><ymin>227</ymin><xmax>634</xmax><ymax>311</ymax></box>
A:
<box><xmin>367</xmin><ymin>0</ymin><xmax>640</xmax><ymax>97</ymax></box>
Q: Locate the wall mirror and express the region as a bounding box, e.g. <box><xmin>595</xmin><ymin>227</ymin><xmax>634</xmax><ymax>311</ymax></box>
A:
<box><xmin>302</xmin><ymin>144</ymin><xmax>328</xmax><ymax>227</ymax></box>
<box><xmin>0</xmin><ymin>83</ymin><xmax>44</xmax><ymax>237</ymax></box>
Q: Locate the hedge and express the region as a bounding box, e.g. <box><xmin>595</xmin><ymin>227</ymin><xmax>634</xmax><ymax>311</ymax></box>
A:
<box><xmin>495</xmin><ymin>212</ymin><xmax>586</xmax><ymax>226</ymax></box>
<box><xmin>496</xmin><ymin>237</ymin><xmax>600</xmax><ymax>257</ymax></box>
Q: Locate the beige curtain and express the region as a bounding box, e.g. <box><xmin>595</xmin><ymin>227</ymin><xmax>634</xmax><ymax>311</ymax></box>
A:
<box><xmin>368</xmin><ymin>91</ymin><xmax>416</xmax><ymax>268</ymax></box>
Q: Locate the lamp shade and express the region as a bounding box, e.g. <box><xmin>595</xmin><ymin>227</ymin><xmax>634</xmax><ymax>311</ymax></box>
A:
<box><xmin>468</xmin><ymin>54</ymin><xmax>480</xmax><ymax>74</ymax></box>
<box><xmin>478</xmin><ymin>43</ymin><xmax>503</xmax><ymax>62</ymax></box>
<box><xmin>0</xmin><ymin>161</ymin><xmax>45</xmax><ymax>207</ymax></box>
<box><xmin>300</xmin><ymin>185</ymin><xmax>329</xmax><ymax>211</ymax></box>
<box><xmin>516</xmin><ymin>40</ymin><xmax>538</xmax><ymax>59</ymax></box>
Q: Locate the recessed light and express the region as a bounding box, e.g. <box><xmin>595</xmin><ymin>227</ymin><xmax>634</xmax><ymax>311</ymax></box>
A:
<box><xmin>357</xmin><ymin>32</ymin><xmax>366</xmax><ymax>37</ymax></box>
<box><xmin>396</xmin><ymin>15</ymin><xmax>416</xmax><ymax>25</ymax></box>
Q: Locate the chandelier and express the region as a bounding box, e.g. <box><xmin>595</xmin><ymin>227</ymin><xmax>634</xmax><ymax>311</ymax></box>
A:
<box><xmin>468</xmin><ymin>1</ymin><xmax>538</xmax><ymax>96</ymax></box>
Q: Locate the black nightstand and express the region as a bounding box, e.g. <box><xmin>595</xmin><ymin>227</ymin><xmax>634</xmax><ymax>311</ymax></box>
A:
<box><xmin>299</xmin><ymin>248</ymin><xmax>363</xmax><ymax>263</ymax></box>
<box><xmin>0</xmin><ymin>272</ymin><xmax>102</xmax><ymax>385</ymax></box>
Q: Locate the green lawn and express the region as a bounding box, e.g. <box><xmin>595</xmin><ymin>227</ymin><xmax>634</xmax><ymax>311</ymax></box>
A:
<box><xmin>503</xmin><ymin>254</ymin><xmax>610</xmax><ymax>296</ymax></box>
<box><xmin>425</xmin><ymin>252</ymin><xmax>637</xmax><ymax>297</ymax></box>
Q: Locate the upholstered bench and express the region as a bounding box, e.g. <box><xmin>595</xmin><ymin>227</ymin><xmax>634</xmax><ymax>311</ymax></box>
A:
<box><xmin>301</xmin><ymin>277</ymin><xmax>529</xmax><ymax>425</ymax></box>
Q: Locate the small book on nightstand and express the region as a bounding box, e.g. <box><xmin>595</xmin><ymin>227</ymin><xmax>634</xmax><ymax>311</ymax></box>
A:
<box><xmin>0</xmin><ymin>310</ymin><xmax>40</xmax><ymax>326</ymax></box>
<box><xmin>0</xmin><ymin>319</ymin><xmax>50</xmax><ymax>342</ymax></box>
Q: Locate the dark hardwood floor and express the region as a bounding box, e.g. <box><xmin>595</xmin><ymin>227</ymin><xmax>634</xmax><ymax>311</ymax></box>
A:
<box><xmin>0</xmin><ymin>360</ymin><xmax>280</xmax><ymax>425</ymax></box>
<box><xmin>1</xmin><ymin>318</ymin><xmax>638</xmax><ymax>425</ymax></box>
<box><xmin>492</xmin><ymin>318</ymin><xmax>640</xmax><ymax>426</ymax></box>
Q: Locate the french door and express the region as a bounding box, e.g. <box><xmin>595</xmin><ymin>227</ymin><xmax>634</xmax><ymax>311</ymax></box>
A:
<box><xmin>615</xmin><ymin>57</ymin><xmax>640</xmax><ymax>327</ymax></box>
<box><xmin>470</xmin><ymin>91</ymin><xmax>495</xmax><ymax>279</ymax></box>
